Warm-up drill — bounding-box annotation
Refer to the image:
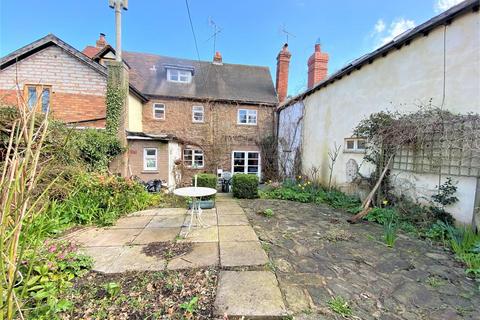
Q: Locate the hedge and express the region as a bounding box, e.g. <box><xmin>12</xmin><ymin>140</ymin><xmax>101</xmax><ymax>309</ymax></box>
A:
<box><xmin>193</xmin><ymin>173</ymin><xmax>217</xmax><ymax>189</ymax></box>
<box><xmin>232</xmin><ymin>174</ymin><xmax>258</xmax><ymax>199</ymax></box>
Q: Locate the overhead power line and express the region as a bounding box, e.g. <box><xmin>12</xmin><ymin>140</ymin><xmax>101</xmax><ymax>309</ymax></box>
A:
<box><xmin>185</xmin><ymin>0</ymin><xmax>201</xmax><ymax>61</ymax></box>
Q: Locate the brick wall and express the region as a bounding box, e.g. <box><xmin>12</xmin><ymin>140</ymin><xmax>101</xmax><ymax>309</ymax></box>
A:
<box><xmin>0</xmin><ymin>45</ymin><xmax>107</xmax><ymax>126</ymax></box>
<box><xmin>127</xmin><ymin>140</ymin><xmax>169</xmax><ymax>182</ymax></box>
<box><xmin>141</xmin><ymin>98</ymin><xmax>275</xmax><ymax>178</ymax></box>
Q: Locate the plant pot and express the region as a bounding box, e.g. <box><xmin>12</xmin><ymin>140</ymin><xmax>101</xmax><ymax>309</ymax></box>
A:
<box><xmin>188</xmin><ymin>200</ymin><xmax>215</xmax><ymax>209</ymax></box>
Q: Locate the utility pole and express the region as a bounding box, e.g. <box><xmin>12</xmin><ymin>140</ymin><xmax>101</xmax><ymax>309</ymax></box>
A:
<box><xmin>107</xmin><ymin>0</ymin><xmax>129</xmax><ymax>177</ymax></box>
<box><xmin>109</xmin><ymin>0</ymin><xmax>128</xmax><ymax>61</ymax></box>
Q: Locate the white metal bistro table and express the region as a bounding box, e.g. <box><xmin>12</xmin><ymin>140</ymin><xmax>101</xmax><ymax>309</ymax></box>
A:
<box><xmin>173</xmin><ymin>187</ymin><xmax>217</xmax><ymax>237</ymax></box>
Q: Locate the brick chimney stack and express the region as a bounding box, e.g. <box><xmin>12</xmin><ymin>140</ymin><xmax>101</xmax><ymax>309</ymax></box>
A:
<box><xmin>276</xmin><ymin>43</ymin><xmax>291</xmax><ymax>103</ymax></box>
<box><xmin>213</xmin><ymin>51</ymin><xmax>223</xmax><ymax>65</ymax></box>
<box><xmin>96</xmin><ymin>33</ymin><xmax>107</xmax><ymax>49</ymax></box>
<box><xmin>307</xmin><ymin>43</ymin><xmax>328</xmax><ymax>89</ymax></box>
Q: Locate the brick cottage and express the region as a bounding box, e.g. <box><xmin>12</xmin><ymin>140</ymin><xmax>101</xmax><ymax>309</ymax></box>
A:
<box><xmin>0</xmin><ymin>34</ymin><xmax>282</xmax><ymax>188</ymax></box>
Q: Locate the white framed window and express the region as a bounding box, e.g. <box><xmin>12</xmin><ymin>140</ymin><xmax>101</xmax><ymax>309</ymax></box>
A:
<box><xmin>192</xmin><ymin>106</ymin><xmax>204</xmax><ymax>123</ymax></box>
<box><xmin>344</xmin><ymin>138</ymin><xmax>367</xmax><ymax>153</ymax></box>
<box><xmin>237</xmin><ymin>109</ymin><xmax>257</xmax><ymax>125</ymax></box>
<box><xmin>153</xmin><ymin>103</ymin><xmax>165</xmax><ymax>120</ymax></box>
<box><xmin>183</xmin><ymin>148</ymin><xmax>204</xmax><ymax>168</ymax></box>
<box><xmin>232</xmin><ymin>151</ymin><xmax>260</xmax><ymax>176</ymax></box>
<box><xmin>143</xmin><ymin>148</ymin><xmax>158</xmax><ymax>171</ymax></box>
<box><xmin>167</xmin><ymin>68</ymin><xmax>192</xmax><ymax>83</ymax></box>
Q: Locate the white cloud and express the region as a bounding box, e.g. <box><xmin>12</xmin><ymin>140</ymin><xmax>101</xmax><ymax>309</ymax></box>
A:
<box><xmin>371</xmin><ymin>18</ymin><xmax>416</xmax><ymax>47</ymax></box>
<box><xmin>435</xmin><ymin>0</ymin><xmax>463</xmax><ymax>13</ymax></box>
<box><xmin>374</xmin><ymin>19</ymin><xmax>386</xmax><ymax>33</ymax></box>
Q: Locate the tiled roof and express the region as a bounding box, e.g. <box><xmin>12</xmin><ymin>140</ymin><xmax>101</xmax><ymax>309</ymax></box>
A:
<box><xmin>82</xmin><ymin>46</ymin><xmax>101</xmax><ymax>58</ymax></box>
<box><xmin>122</xmin><ymin>51</ymin><xmax>278</xmax><ymax>105</ymax></box>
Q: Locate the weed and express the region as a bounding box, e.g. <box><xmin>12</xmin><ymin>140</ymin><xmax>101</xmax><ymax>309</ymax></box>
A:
<box><xmin>262</xmin><ymin>208</ymin><xmax>274</xmax><ymax>218</ymax></box>
<box><xmin>426</xmin><ymin>276</ymin><xmax>446</xmax><ymax>287</ymax></box>
<box><xmin>327</xmin><ymin>296</ymin><xmax>352</xmax><ymax>316</ymax></box>
<box><xmin>179</xmin><ymin>296</ymin><xmax>198</xmax><ymax>314</ymax></box>
<box><xmin>104</xmin><ymin>282</ymin><xmax>121</xmax><ymax>298</ymax></box>
<box><xmin>266</xmin><ymin>261</ymin><xmax>277</xmax><ymax>272</ymax></box>
<box><xmin>261</xmin><ymin>242</ymin><xmax>272</xmax><ymax>253</ymax></box>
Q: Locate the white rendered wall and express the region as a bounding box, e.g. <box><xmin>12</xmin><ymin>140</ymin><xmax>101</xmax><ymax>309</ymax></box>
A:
<box><xmin>299</xmin><ymin>11</ymin><xmax>480</xmax><ymax>223</ymax></box>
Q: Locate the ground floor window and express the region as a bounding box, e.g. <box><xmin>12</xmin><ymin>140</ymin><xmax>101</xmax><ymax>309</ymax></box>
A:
<box><xmin>232</xmin><ymin>151</ymin><xmax>260</xmax><ymax>176</ymax></box>
<box><xmin>143</xmin><ymin>148</ymin><xmax>158</xmax><ymax>171</ymax></box>
<box><xmin>183</xmin><ymin>148</ymin><xmax>204</xmax><ymax>168</ymax></box>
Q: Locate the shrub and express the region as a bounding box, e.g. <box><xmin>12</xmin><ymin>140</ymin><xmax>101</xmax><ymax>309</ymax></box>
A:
<box><xmin>194</xmin><ymin>173</ymin><xmax>217</xmax><ymax>189</ymax></box>
<box><xmin>232</xmin><ymin>174</ymin><xmax>258</xmax><ymax>199</ymax></box>
<box><xmin>50</xmin><ymin>173</ymin><xmax>152</xmax><ymax>226</ymax></box>
<box><xmin>74</xmin><ymin>129</ymin><xmax>124</xmax><ymax>171</ymax></box>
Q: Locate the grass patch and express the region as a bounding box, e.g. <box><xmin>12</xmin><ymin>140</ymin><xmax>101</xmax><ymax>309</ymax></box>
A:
<box><xmin>327</xmin><ymin>296</ymin><xmax>352</xmax><ymax>316</ymax></box>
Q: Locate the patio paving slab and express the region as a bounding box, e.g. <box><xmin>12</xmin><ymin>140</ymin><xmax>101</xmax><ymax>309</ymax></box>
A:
<box><xmin>80</xmin><ymin>246</ymin><xmax>124</xmax><ymax>273</ymax></box>
<box><xmin>73</xmin><ymin>228</ymin><xmax>141</xmax><ymax>247</ymax></box>
<box><xmin>128</xmin><ymin>207</ymin><xmax>186</xmax><ymax>216</ymax></box>
<box><xmin>214</xmin><ymin>271</ymin><xmax>287</xmax><ymax>317</ymax></box>
<box><xmin>216</xmin><ymin>206</ymin><xmax>245</xmax><ymax>215</ymax></box>
<box><xmin>217</xmin><ymin>214</ymin><xmax>249</xmax><ymax>226</ymax></box>
<box><xmin>109</xmin><ymin>215</ymin><xmax>153</xmax><ymax>229</ymax></box>
<box><xmin>167</xmin><ymin>242</ymin><xmax>219</xmax><ymax>270</ymax></box>
<box><xmin>132</xmin><ymin>227</ymin><xmax>180</xmax><ymax>244</ymax></box>
<box><xmin>182</xmin><ymin>214</ymin><xmax>218</xmax><ymax>227</ymax></box>
<box><xmin>218</xmin><ymin>226</ymin><xmax>259</xmax><ymax>242</ymax></box>
<box><xmin>220</xmin><ymin>241</ymin><xmax>269</xmax><ymax>267</ymax></box>
<box><xmin>179</xmin><ymin>226</ymin><xmax>219</xmax><ymax>242</ymax></box>
<box><xmin>106</xmin><ymin>245</ymin><xmax>167</xmax><ymax>273</ymax></box>
<box><xmin>146</xmin><ymin>215</ymin><xmax>185</xmax><ymax>228</ymax></box>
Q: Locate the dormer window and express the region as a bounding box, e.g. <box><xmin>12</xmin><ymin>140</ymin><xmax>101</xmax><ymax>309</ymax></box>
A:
<box><xmin>167</xmin><ymin>68</ymin><xmax>192</xmax><ymax>83</ymax></box>
<box><xmin>164</xmin><ymin>64</ymin><xmax>194</xmax><ymax>84</ymax></box>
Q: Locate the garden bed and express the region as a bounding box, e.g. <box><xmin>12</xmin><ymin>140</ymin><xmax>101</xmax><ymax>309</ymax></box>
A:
<box><xmin>59</xmin><ymin>268</ymin><xmax>218</xmax><ymax>319</ymax></box>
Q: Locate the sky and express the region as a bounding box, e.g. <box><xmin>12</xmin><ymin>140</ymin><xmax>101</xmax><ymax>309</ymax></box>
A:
<box><xmin>0</xmin><ymin>0</ymin><xmax>464</xmax><ymax>96</ymax></box>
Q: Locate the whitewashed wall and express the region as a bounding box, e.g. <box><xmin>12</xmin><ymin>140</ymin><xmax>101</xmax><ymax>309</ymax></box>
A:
<box><xmin>298</xmin><ymin>11</ymin><xmax>480</xmax><ymax>224</ymax></box>
<box><xmin>277</xmin><ymin>101</ymin><xmax>304</xmax><ymax>178</ymax></box>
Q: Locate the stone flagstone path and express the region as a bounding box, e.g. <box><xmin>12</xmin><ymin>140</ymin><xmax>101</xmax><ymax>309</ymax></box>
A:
<box><xmin>66</xmin><ymin>193</ymin><xmax>287</xmax><ymax>318</ymax></box>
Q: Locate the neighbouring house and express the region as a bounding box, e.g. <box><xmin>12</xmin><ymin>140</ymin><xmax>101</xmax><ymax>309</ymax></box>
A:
<box><xmin>277</xmin><ymin>0</ymin><xmax>480</xmax><ymax>225</ymax></box>
<box><xmin>0</xmin><ymin>33</ymin><xmax>278</xmax><ymax>188</ymax></box>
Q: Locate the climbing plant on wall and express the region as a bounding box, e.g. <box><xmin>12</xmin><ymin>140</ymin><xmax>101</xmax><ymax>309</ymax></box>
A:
<box><xmin>105</xmin><ymin>63</ymin><xmax>126</xmax><ymax>136</ymax></box>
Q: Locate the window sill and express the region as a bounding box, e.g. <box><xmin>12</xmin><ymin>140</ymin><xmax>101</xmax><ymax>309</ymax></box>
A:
<box><xmin>192</xmin><ymin>121</ymin><xmax>205</xmax><ymax>124</ymax></box>
<box><xmin>343</xmin><ymin>150</ymin><xmax>366</xmax><ymax>154</ymax></box>
<box><xmin>237</xmin><ymin>123</ymin><xmax>258</xmax><ymax>126</ymax></box>
<box><xmin>153</xmin><ymin>118</ymin><xmax>166</xmax><ymax>121</ymax></box>
<box><xmin>142</xmin><ymin>170</ymin><xmax>159</xmax><ymax>174</ymax></box>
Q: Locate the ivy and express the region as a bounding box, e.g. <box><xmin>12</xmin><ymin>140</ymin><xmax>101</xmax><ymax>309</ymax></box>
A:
<box><xmin>105</xmin><ymin>63</ymin><xmax>126</xmax><ymax>136</ymax></box>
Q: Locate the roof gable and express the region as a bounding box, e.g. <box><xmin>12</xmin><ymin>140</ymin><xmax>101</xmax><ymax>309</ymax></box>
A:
<box><xmin>0</xmin><ymin>34</ymin><xmax>107</xmax><ymax>76</ymax></box>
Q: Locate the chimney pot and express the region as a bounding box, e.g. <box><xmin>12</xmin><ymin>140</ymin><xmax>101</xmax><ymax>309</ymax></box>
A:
<box><xmin>96</xmin><ymin>33</ymin><xmax>107</xmax><ymax>49</ymax></box>
<box><xmin>276</xmin><ymin>43</ymin><xmax>292</xmax><ymax>103</ymax></box>
<box><xmin>308</xmin><ymin>43</ymin><xmax>329</xmax><ymax>89</ymax></box>
<box><xmin>213</xmin><ymin>51</ymin><xmax>223</xmax><ymax>64</ymax></box>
